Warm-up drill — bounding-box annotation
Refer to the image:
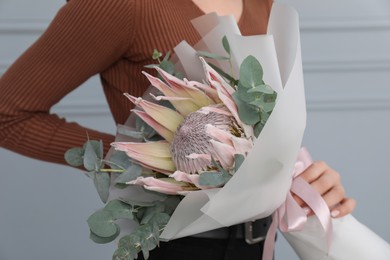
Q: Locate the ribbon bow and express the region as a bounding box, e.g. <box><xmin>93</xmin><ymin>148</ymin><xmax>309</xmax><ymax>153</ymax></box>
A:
<box><xmin>262</xmin><ymin>147</ymin><xmax>333</xmax><ymax>260</ymax></box>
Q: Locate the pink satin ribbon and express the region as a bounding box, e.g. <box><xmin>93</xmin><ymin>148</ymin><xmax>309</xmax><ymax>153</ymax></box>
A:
<box><xmin>262</xmin><ymin>147</ymin><xmax>333</xmax><ymax>260</ymax></box>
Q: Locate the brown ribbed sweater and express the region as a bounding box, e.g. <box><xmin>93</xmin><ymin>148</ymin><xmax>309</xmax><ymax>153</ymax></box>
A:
<box><xmin>0</xmin><ymin>0</ymin><xmax>273</xmax><ymax>165</ymax></box>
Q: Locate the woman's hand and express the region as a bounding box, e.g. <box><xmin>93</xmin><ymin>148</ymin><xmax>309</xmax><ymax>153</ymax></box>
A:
<box><xmin>293</xmin><ymin>161</ymin><xmax>356</xmax><ymax>218</ymax></box>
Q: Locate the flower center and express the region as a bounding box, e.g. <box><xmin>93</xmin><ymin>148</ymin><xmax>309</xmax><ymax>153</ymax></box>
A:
<box><xmin>170</xmin><ymin>106</ymin><xmax>234</xmax><ymax>174</ymax></box>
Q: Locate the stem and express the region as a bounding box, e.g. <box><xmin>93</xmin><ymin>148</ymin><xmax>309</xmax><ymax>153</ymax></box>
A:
<box><xmin>101</xmin><ymin>159</ymin><xmax>126</xmax><ymax>171</ymax></box>
<box><xmin>228</xmin><ymin>57</ymin><xmax>236</xmax><ymax>90</ymax></box>
<box><xmin>99</xmin><ymin>169</ymin><xmax>126</xmax><ymax>173</ymax></box>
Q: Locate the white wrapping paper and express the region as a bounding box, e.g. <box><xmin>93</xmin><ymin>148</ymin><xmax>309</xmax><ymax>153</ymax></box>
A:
<box><xmin>283</xmin><ymin>215</ymin><xmax>390</xmax><ymax>259</ymax></box>
<box><xmin>160</xmin><ymin>3</ymin><xmax>306</xmax><ymax>240</ymax></box>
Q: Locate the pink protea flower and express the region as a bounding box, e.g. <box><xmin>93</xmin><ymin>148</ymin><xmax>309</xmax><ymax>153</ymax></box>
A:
<box><xmin>111</xmin><ymin>58</ymin><xmax>253</xmax><ymax>195</ymax></box>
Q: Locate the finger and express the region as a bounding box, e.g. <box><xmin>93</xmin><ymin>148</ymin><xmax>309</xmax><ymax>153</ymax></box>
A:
<box><xmin>320</xmin><ymin>184</ymin><xmax>345</xmax><ymax>209</ymax></box>
<box><xmin>330</xmin><ymin>197</ymin><xmax>356</xmax><ymax>218</ymax></box>
<box><xmin>299</xmin><ymin>161</ymin><xmax>331</xmax><ymax>183</ymax></box>
<box><xmin>291</xmin><ymin>161</ymin><xmax>330</xmax><ymax>207</ymax></box>
<box><xmin>308</xmin><ymin>170</ymin><xmax>340</xmax><ymax>197</ymax></box>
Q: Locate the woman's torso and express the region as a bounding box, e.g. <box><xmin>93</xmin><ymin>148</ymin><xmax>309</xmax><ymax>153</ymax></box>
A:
<box><xmin>101</xmin><ymin>0</ymin><xmax>273</xmax><ymax>124</ymax></box>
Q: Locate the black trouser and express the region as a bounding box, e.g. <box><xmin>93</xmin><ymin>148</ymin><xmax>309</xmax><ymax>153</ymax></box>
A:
<box><xmin>137</xmin><ymin>224</ymin><xmax>272</xmax><ymax>260</ymax></box>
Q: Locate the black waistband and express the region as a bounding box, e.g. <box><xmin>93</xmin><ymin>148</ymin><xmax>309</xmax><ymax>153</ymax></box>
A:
<box><xmin>191</xmin><ymin>216</ymin><xmax>272</xmax><ymax>243</ymax></box>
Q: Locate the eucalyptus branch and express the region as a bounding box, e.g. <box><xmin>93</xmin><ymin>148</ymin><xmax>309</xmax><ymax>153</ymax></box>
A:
<box><xmin>99</xmin><ymin>168</ymin><xmax>126</xmax><ymax>173</ymax></box>
<box><xmin>101</xmin><ymin>159</ymin><xmax>127</xmax><ymax>171</ymax></box>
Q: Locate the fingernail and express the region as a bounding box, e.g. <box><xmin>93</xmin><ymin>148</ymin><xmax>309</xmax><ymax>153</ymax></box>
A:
<box><xmin>303</xmin><ymin>207</ymin><xmax>311</xmax><ymax>215</ymax></box>
<box><xmin>331</xmin><ymin>210</ymin><xmax>340</xmax><ymax>218</ymax></box>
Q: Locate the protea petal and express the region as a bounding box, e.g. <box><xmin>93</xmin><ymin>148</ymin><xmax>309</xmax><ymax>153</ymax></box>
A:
<box><xmin>155</xmin><ymin>67</ymin><xmax>215</xmax><ymax>108</ymax></box>
<box><xmin>111</xmin><ymin>141</ymin><xmax>175</xmax><ymax>174</ymax></box>
<box><xmin>186</xmin><ymin>153</ymin><xmax>212</xmax><ymax>162</ymax></box>
<box><xmin>133</xmin><ymin>110</ymin><xmax>174</xmax><ymax>142</ymax></box>
<box><xmin>170</xmin><ymin>170</ymin><xmax>211</xmax><ymax>189</ymax></box>
<box><xmin>205</xmin><ymin>124</ymin><xmax>233</xmax><ymax>146</ymax></box>
<box><xmin>198</xmin><ymin>106</ymin><xmax>232</xmax><ymax>117</ymax></box>
<box><xmin>145</xmin><ymin>70</ymin><xmax>193</xmax><ymax>99</ymax></box>
<box><xmin>231</xmin><ymin>136</ymin><xmax>253</xmax><ymax>156</ymax></box>
<box><xmin>143</xmin><ymin>72</ymin><xmax>200</xmax><ymax>116</ymax></box>
<box><xmin>111</xmin><ymin>140</ymin><xmax>171</xmax><ymax>158</ymax></box>
<box><xmin>124</xmin><ymin>93</ymin><xmax>183</xmax><ymax>132</ymax></box>
<box><xmin>185</xmin><ymin>79</ymin><xmax>222</xmax><ymax>103</ymax></box>
<box><xmin>210</xmin><ymin>139</ymin><xmax>235</xmax><ymax>169</ymax></box>
<box><xmin>128</xmin><ymin>177</ymin><xmax>185</xmax><ymax>195</ymax></box>
<box><xmin>200</xmin><ymin>57</ymin><xmax>235</xmax><ymax>96</ymax></box>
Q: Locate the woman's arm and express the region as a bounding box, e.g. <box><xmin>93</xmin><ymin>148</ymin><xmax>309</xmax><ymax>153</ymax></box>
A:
<box><xmin>0</xmin><ymin>0</ymin><xmax>135</xmax><ymax>165</ymax></box>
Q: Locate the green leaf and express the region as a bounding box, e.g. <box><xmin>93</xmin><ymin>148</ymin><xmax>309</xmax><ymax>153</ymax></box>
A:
<box><xmin>208</xmin><ymin>63</ymin><xmax>237</xmax><ymax>85</ymax></box>
<box><xmin>247</xmin><ymin>84</ymin><xmax>274</xmax><ymax>94</ymax></box>
<box><xmin>115</xmin><ymin>165</ymin><xmax>142</xmax><ymax>184</ymax></box>
<box><xmin>248</xmin><ymin>97</ymin><xmax>264</xmax><ymax>108</ymax></box>
<box><xmin>234</xmin><ymin>154</ymin><xmax>245</xmax><ymax>173</ymax></box>
<box><xmin>162</xmin><ymin>196</ymin><xmax>181</xmax><ymax>215</ymax></box>
<box><xmin>141</xmin><ymin>202</ymin><xmax>165</xmax><ymax>225</ymax></box>
<box><xmin>262</xmin><ymin>102</ymin><xmax>276</xmax><ymax>113</ymax></box>
<box><xmin>113</xmin><ymin>246</ymin><xmax>137</xmax><ymax>260</ymax></box>
<box><xmin>236</xmin><ymin>81</ymin><xmax>255</xmax><ymax>102</ymax></box>
<box><xmin>162</xmin><ymin>51</ymin><xmax>171</xmax><ymax>62</ymax></box>
<box><xmin>89</xmin><ymin>229</ymin><xmax>119</xmax><ymax>244</ymax></box>
<box><xmin>83</xmin><ymin>141</ymin><xmax>99</xmax><ymax>171</ymax></box>
<box><xmin>232</xmin><ymin>92</ymin><xmax>260</xmax><ymax>125</ymax></box>
<box><xmin>119</xmin><ymin>198</ymin><xmax>157</xmax><ymax>208</ymax></box>
<box><xmin>115</xmin><ymin>183</ymin><xmax>129</xmax><ymax>189</ymax></box>
<box><xmin>174</xmin><ymin>71</ymin><xmax>185</xmax><ymax>80</ymax></box>
<box><xmin>104</xmin><ymin>200</ymin><xmax>134</xmax><ymax>220</ymax></box>
<box><xmin>108</xmin><ymin>151</ymin><xmax>132</xmax><ymax>170</ymax></box>
<box><xmin>197</xmin><ymin>51</ymin><xmax>230</xmax><ymax>60</ymax></box>
<box><xmin>159</xmin><ymin>60</ymin><xmax>175</xmax><ymax>75</ymax></box>
<box><xmin>239</xmin><ymin>55</ymin><xmax>264</xmax><ymax>89</ymax></box>
<box><xmin>83</xmin><ymin>140</ymin><xmax>104</xmax><ymax>159</ymax></box>
<box><xmin>199</xmin><ymin>171</ymin><xmax>230</xmax><ymax>187</ymax></box>
<box><xmin>254</xmin><ymin>122</ymin><xmax>265</xmax><ymax>138</ymax></box>
<box><xmin>222</xmin><ymin>36</ymin><xmax>231</xmax><ymax>55</ymax></box>
<box><xmin>117</xmin><ymin>128</ymin><xmax>144</xmax><ymax>139</ymax></box>
<box><xmin>118</xmin><ymin>234</ymin><xmax>141</xmax><ymax>252</ymax></box>
<box><xmin>84</xmin><ymin>170</ymin><xmax>96</xmax><ymax>179</ymax></box>
<box><xmin>144</xmin><ymin>64</ymin><xmax>159</xmax><ymax>69</ymax></box>
<box><xmin>64</xmin><ymin>147</ymin><xmax>84</xmax><ymax>167</ymax></box>
<box><xmin>94</xmin><ymin>171</ymin><xmax>110</xmax><ymax>203</ymax></box>
<box><xmin>87</xmin><ymin>210</ymin><xmax>118</xmax><ymax>238</ymax></box>
<box><xmin>152</xmin><ymin>49</ymin><xmax>162</xmax><ymax>60</ymax></box>
<box><xmin>136</xmin><ymin>116</ymin><xmax>156</xmax><ymax>139</ymax></box>
<box><xmin>149</xmin><ymin>212</ymin><xmax>170</xmax><ymax>227</ymax></box>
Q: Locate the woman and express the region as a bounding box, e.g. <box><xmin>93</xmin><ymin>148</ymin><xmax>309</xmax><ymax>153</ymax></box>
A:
<box><xmin>0</xmin><ymin>0</ymin><xmax>355</xmax><ymax>259</ymax></box>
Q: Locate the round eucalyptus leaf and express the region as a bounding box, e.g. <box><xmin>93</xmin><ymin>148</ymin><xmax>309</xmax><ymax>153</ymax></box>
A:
<box><xmin>109</xmin><ymin>151</ymin><xmax>132</xmax><ymax>170</ymax></box>
<box><xmin>105</xmin><ymin>200</ymin><xmax>134</xmax><ymax>220</ymax></box>
<box><xmin>87</xmin><ymin>210</ymin><xmax>118</xmax><ymax>238</ymax></box>
<box><xmin>64</xmin><ymin>147</ymin><xmax>84</xmax><ymax>167</ymax></box>
<box><xmin>199</xmin><ymin>171</ymin><xmax>227</xmax><ymax>187</ymax></box>
<box><xmin>94</xmin><ymin>172</ymin><xmax>110</xmax><ymax>203</ymax></box>
<box><xmin>232</xmin><ymin>92</ymin><xmax>260</xmax><ymax>125</ymax></box>
<box><xmin>83</xmin><ymin>141</ymin><xmax>98</xmax><ymax>171</ymax></box>
<box><xmin>239</xmin><ymin>55</ymin><xmax>264</xmax><ymax>88</ymax></box>
<box><xmin>113</xmin><ymin>247</ymin><xmax>138</xmax><ymax>260</ymax></box>
<box><xmin>90</xmin><ymin>228</ymin><xmax>120</xmax><ymax>244</ymax></box>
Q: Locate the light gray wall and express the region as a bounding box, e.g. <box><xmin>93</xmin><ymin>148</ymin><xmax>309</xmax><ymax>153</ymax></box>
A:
<box><xmin>1</xmin><ymin>1</ymin><xmax>389</xmax><ymax>259</ymax></box>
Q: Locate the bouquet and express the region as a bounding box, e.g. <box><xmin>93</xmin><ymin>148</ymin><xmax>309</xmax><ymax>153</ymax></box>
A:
<box><xmin>65</xmin><ymin>3</ymin><xmax>390</xmax><ymax>260</ymax></box>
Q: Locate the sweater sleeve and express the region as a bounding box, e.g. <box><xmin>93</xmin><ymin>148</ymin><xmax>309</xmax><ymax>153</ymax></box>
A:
<box><xmin>0</xmin><ymin>0</ymin><xmax>135</xmax><ymax>165</ymax></box>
